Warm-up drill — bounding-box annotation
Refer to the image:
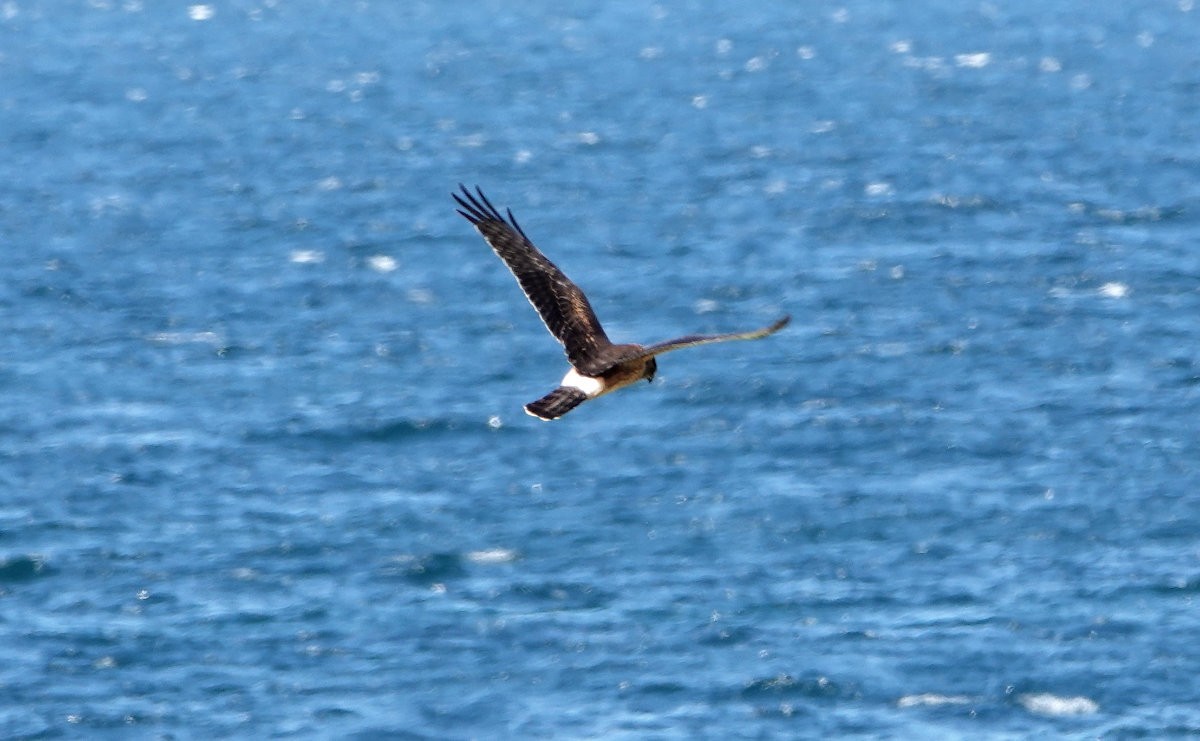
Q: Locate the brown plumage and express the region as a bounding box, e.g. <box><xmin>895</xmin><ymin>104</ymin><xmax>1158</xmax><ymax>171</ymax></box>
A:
<box><xmin>454</xmin><ymin>185</ymin><xmax>789</xmax><ymax>420</ymax></box>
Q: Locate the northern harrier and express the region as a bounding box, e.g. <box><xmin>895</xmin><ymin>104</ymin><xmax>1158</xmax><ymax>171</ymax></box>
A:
<box><xmin>454</xmin><ymin>185</ymin><xmax>789</xmax><ymax>420</ymax></box>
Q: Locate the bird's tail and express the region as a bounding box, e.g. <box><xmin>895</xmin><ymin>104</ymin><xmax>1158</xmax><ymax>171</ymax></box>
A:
<box><xmin>524</xmin><ymin>387</ymin><xmax>588</xmax><ymax>421</ymax></box>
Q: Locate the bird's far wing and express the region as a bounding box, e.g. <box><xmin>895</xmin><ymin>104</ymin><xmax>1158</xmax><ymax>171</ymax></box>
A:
<box><xmin>454</xmin><ymin>185</ymin><xmax>612</xmax><ymax>372</ymax></box>
<box><xmin>604</xmin><ymin>315</ymin><xmax>791</xmax><ymax>366</ymax></box>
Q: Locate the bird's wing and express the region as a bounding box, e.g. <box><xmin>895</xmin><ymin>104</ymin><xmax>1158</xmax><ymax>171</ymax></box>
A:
<box><xmin>601</xmin><ymin>315</ymin><xmax>791</xmax><ymax>367</ymax></box>
<box><xmin>454</xmin><ymin>185</ymin><xmax>613</xmax><ymax>373</ymax></box>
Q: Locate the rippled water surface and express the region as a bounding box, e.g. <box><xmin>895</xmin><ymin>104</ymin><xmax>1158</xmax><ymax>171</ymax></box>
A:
<box><xmin>3</xmin><ymin>1</ymin><xmax>1200</xmax><ymax>737</ymax></box>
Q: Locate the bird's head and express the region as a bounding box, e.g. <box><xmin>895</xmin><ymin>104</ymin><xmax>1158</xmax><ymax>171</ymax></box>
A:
<box><xmin>643</xmin><ymin>358</ymin><xmax>657</xmax><ymax>383</ymax></box>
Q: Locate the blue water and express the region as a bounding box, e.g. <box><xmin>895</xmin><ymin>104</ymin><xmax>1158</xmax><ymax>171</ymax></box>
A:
<box><xmin>3</xmin><ymin>1</ymin><xmax>1199</xmax><ymax>737</ymax></box>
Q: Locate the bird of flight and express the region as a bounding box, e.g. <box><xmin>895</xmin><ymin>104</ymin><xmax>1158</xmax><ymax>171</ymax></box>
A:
<box><xmin>453</xmin><ymin>185</ymin><xmax>790</xmax><ymax>420</ymax></box>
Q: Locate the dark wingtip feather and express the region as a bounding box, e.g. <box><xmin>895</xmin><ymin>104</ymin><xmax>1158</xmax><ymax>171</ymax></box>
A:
<box><xmin>507</xmin><ymin>207</ymin><xmax>530</xmax><ymax>241</ymax></box>
<box><xmin>453</xmin><ymin>184</ymin><xmax>495</xmax><ymax>225</ymax></box>
<box><xmin>472</xmin><ymin>186</ymin><xmax>503</xmax><ymax>221</ymax></box>
<box><xmin>452</xmin><ymin>185</ymin><xmax>529</xmax><ymax>239</ymax></box>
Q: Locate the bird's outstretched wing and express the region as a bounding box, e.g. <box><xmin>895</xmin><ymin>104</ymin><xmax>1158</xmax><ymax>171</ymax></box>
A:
<box><xmin>601</xmin><ymin>315</ymin><xmax>791</xmax><ymax>368</ymax></box>
<box><xmin>454</xmin><ymin>185</ymin><xmax>613</xmax><ymax>374</ymax></box>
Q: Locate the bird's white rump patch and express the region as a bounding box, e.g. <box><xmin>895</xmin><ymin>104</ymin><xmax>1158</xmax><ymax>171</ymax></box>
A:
<box><xmin>561</xmin><ymin>368</ymin><xmax>605</xmax><ymax>398</ymax></box>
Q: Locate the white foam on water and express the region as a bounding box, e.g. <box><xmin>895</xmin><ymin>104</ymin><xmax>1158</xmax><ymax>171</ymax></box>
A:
<box><xmin>290</xmin><ymin>249</ymin><xmax>324</xmax><ymax>264</ymax></box>
<box><xmin>1019</xmin><ymin>693</ymin><xmax>1099</xmax><ymax>716</ymax></box>
<box><xmin>367</xmin><ymin>255</ymin><xmax>397</xmax><ymax>272</ymax></box>
<box><xmin>897</xmin><ymin>693</ymin><xmax>971</xmax><ymax>708</ymax></box>
<box><xmin>955</xmin><ymin>52</ymin><xmax>991</xmax><ymax>68</ymax></box>
<box><xmin>1099</xmin><ymin>281</ymin><xmax>1129</xmax><ymax>298</ymax></box>
<box><xmin>466</xmin><ymin>548</ymin><xmax>518</xmax><ymax>565</ymax></box>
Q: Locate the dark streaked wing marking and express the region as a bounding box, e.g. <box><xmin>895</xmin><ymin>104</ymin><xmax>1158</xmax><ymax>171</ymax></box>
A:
<box><xmin>453</xmin><ymin>185</ymin><xmax>614</xmax><ymax>374</ymax></box>
<box><xmin>602</xmin><ymin>315</ymin><xmax>791</xmax><ymax>367</ymax></box>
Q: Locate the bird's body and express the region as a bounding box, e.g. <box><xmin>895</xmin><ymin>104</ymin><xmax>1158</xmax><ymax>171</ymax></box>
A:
<box><xmin>453</xmin><ymin>185</ymin><xmax>788</xmax><ymax>420</ymax></box>
<box><xmin>563</xmin><ymin>353</ymin><xmax>653</xmax><ymax>399</ymax></box>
